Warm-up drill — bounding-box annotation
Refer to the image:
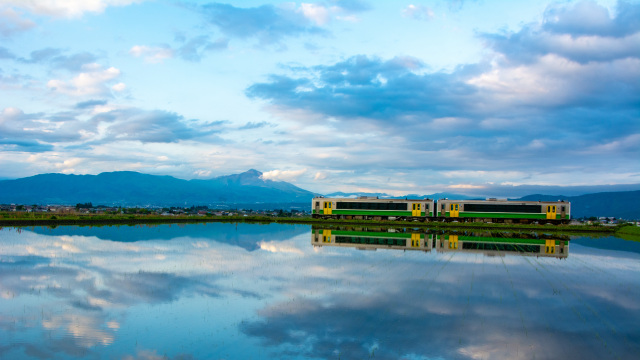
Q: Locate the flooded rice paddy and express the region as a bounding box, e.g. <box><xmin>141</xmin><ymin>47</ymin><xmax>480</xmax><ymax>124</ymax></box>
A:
<box><xmin>0</xmin><ymin>223</ymin><xmax>639</xmax><ymax>359</ymax></box>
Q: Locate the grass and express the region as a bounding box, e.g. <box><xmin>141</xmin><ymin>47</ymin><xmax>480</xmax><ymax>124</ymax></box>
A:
<box><xmin>614</xmin><ymin>224</ymin><xmax>640</xmax><ymax>242</ymax></box>
<box><xmin>0</xmin><ymin>211</ymin><xmax>621</xmax><ymax>234</ymax></box>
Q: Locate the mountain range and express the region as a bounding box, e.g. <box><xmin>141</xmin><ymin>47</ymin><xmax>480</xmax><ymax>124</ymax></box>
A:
<box><xmin>0</xmin><ymin>170</ymin><xmax>315</xmax><ymax>207</ymax></box>
<box><xmin>0</xmin><ymin>170</ymin><xmax>638</xmax><ymax>219</ymax></box>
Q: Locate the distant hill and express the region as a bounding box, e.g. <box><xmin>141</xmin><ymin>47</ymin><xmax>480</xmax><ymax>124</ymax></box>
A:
<box><xmin>325</xmin><ymin>192</ymin><xmax>475</xmax><ymax>200</ymax></box>
<box><xmin>0</xmin><ymin>171</ymin><xmax>638</xmax><ymax>218</ymax></box>
<box><xmin>0</xmin><ymin>170</ymin><xmax>317</xmax><ymax>207</ymax></box>
<box><xmin>515</xmin><ymin>191</ymin><xmax>640</xmax><ymax>219</ymax></box>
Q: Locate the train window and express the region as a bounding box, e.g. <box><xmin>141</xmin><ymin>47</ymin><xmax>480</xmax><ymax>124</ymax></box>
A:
<box><xmin>561</xmin><ymin>206</ymin><xmax>565</xmax><ymax>212</ymax></box>
<box><xmin>315</xmin><ymin>202</ymin><xmax>319</xmax><ymax>207</ymax></box>
<box><xmin>553</xmin><ymin>206</ymin><xmax>556</xmax><ymax>212</ymax></box>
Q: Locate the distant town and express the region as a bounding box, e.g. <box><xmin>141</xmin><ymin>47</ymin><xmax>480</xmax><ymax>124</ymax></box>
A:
<box><xmin>0</xmin><ymin>203</ymin><xmax>308</xmax><ymax>219</ymax></box>
<box><xmin>1</xmin><ymin>202</ymin><xmax>637</xmax><ymax>226</ymax></box>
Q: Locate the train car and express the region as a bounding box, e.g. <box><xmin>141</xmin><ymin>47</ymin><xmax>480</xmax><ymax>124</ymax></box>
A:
<box><xmin>436</xmin><ymin>198</ymin><xmax>570</xmax><ymax>224</ymax></box>
<box><xmin>311</xmin><ymin>196</ymin><xmax>434</xmax><ymax>220</ymax></box>
<box><xmin>311</xmin><ymin>227</ymin><xmax>433</xmax><ymax>252</ymax></box>
<box><xmin>435</xmin><ymin>232</ymin><xmax>568</xmax><ymax>258</ymax></box>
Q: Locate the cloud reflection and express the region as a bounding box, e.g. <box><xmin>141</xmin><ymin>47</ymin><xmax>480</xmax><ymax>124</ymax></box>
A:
<box><xmin>0</xmin><ymin>225</ymin><xmax>639</xmax><ymax>359</ymax></box>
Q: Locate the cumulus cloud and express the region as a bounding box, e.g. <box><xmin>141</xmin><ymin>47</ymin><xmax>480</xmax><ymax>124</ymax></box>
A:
<box><xmin>47</xmin><ymin>64</ymin><xmax>123</xmax><ymax>97</ymax></box>
<box><xmin>483</xmin><ymin>1</ymin><xmax>640</xmax><ymax>64</ymax></box>
<box><xmin>542</xmin><ymin>0</ymin><xmax>640</xmax><ymax>37</ymax></box>
<box><xmin>0</xmin><ymin>6</ymin><xmax>35</xmax><ymax>36</ymax></box>
<box><xmin>89</xmin><ymin>108</ymin><xmax>223</xmax><ymax>144</ymax></box>
<box><xmin>261</xmin><ymin>169</ymin><xmax>307</xmax><ymax>182</ymax></box>
<box><xmin>245</xmin><ymin>0</ymin><xmax>639</xmax><ymax>185</ymax></box>
<box><xmin>196</xmin><ymin>1</ymin><xmax>370</xmax><ymax>45</ymax></box>
<box><xmin>0</xmin><ymin>107</ymin><xmax>85</xmax><ymax>146</ymax></box>
<box><xmin>0</xmin><ymin>0</ymin><xmax>145</xmax><ymax>18</ymax></box>
<box><xmin>198</xmin><ymin>3</ymin><xmax>324</xmax><ymax>45</ymax></box>
<box><xmin>0</xmin><ymin>105</ymin><xmax>224</xmax><ymax>153</ymax></box>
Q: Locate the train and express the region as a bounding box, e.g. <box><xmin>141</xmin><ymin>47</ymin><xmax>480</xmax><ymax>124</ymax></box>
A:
<box><xmin>311</xmin><ymin>226</ymin><xmax>569</xmax><ymax>258</ymax></box>
<box><xmin>312</xmin><ymin>196</ymin><xmax>570</xmax><ymax>224</ymax></box>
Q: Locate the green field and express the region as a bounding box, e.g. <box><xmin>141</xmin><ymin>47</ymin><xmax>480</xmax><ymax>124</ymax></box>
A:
<box><xmin>0</xmin><ymin>211</ymin><xmax>623</xmax><ymax>234</ymax></box>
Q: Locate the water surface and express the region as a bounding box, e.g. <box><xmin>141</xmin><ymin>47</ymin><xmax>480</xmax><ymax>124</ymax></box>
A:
<box><xmin>0</xmin><ymin>223</ymin><xmax>638</xmax><ymax>359</ymax></box>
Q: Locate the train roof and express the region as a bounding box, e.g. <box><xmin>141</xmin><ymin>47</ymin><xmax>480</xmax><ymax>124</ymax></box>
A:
<box><xmin>438</xmin><ymin>199</ymin><xmax>570</xmax><ymax>204</ymax></box>
<box><xmin>312</xmin><ymin>197</ymin><xmax>568</xmax><ymax>204</ymax></box>
<box><xmin>312</xmin><ymin>197</ymin><xmax>433</xmax><ymax>201</ymax></box>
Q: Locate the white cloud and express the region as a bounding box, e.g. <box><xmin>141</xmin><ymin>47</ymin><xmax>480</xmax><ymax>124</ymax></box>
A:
<box><xmin>467</xmin><ymin>54</ymin><xmax>640</xmax><ymax>108</ymax></box>
<box><xmin>0</xmin><ymin>6</ymin><xmax>36</xmax><ymax>36</ymax></box>
<box><xmin>314</xmin><ymin>171</ymin><xmax>327</xmax><ymax>180</ymax></box>
<box><xmin>129</xmin><ymin>45</ymin><xmax>174</xmax><ymax>63</ymax></box>
<box><xmin>0</xmin><ymin>0</ymin><xmax>144</xmax><ymax>18</ymax></box>
<box><xmin>47</xmin><ymin>65</ymin><xmax>123</xmax><ymax>96</ymax></box>
<box><xmin>258</xmin><ymin>241</ymin><xmax>303</xmax><ymax>254</ymax></box>
<box><xmin>295</xmin><ymin>2</ymin><xmax>366</xmax><ymax>25</ymax></box>
<box><xmin>299</xmin><ymin>3</ymin><xmax>330</xmax><ymax>25</ymax></box>
<box><xmin>111</xmin><ymin>82</ymin><xmax>126</xmax><ymax>92</ymax></box>
<box><xmin>402</xmin><ymin>4</ymin><xmax>434</xmax><ymax>21</ymax></box>
<box><xmin>261</xmin><ymin>168</ymin><xmax>307</xmax><ymax>182</ymax></box>
<box><xmin>194</xmin><ymin>169</ymin><xmax>211</xmax><ymax>177</ymax></box>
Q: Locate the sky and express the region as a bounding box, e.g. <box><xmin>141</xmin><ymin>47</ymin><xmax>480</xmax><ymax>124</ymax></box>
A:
<box><xmin>0</xmin><ymin>0</ymin><xmax>638</xmax><ymax>197</ymax></box>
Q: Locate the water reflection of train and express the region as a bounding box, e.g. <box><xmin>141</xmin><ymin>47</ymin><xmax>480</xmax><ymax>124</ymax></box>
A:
<box><xmin>311</xmin><ymin>197</ymin><xmax>571</xmax><ymax>224</ymax></box>
<box><xmin>311</xmin><ymin>226</ymin><xmax>569</xmax><ymax>258</ymax></box>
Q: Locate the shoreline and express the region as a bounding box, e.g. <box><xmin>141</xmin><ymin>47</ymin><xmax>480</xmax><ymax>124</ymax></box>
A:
<box><xmin>0</xmin><ymin>214</ymin><xmax>621</xmax><ymax>234</ymax></box>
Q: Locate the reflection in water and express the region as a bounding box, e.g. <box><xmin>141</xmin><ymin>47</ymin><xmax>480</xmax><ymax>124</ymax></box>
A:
<box><xmin>311</xmin><ymin>225</ymin><xmax>570</xmax><ymax>258</ymax></box>
<box><xmin>0</xmin><ymin>223</ymin><xmax>638</xmax><ymax>359</ymax></box>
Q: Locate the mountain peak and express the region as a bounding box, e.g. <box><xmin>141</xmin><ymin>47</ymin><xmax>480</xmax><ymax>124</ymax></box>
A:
<box><xmin>242</xmin><ymin>169</ymin><xmax>263</xmax><ymax>177</ymax></box>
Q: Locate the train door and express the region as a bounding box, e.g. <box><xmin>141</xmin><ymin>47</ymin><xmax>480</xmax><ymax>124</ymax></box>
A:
<box><xmin>450</xmin><ymin>203</ymin><xmax>459</xmax><ymax>217</ymax></box>
<box><xmin>448</xmin><ymin>235</ymin><xmax>458</xmax><ymax>249</ymax></box>
<box><xmin>324</xmin><ymin>201</ymin><xmax>332</xmax><ymax>215</ymax></box>
<box><xmin>546</xmin><ymin>205</ymin><xmax>556</xmax><ymax>220</ymax></box>
<box><xmin>322</xmin><ymin>230</ymin><xmax>332</xmax><ymax>243</ymax></box>
<box><xmin>545</xmin><ymin>239</ymin><xmax>555</xmax><ymax>254</ymax></box>
<box><xmin>411</xmin><ymin>233</ymin><xmax>421</xmax><ymax>247</ymax></box>
<box><xmin>412</xmin><ymin>203</ymin><xmax>421</xmax><ymax>217</ymax></box>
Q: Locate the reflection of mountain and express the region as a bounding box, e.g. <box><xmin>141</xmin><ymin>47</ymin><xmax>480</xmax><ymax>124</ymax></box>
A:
<box><xmin>569</xmin><ymin>235</ymin><xmax>640</xmax><ymax>256</ymax></box>
<box><xmin>29</xmin><ymin>222</ymin><xmax>309</xmax><ymax>251</ymax></box>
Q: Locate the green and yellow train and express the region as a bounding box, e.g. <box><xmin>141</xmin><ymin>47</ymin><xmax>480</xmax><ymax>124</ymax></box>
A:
<box><xmin>311</xmin><ymin>197</ymin><xmax>570</xmax><ymax>224</ymax></box>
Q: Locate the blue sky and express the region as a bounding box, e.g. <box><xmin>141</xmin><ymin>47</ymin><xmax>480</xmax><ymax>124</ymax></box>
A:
<box><xmin>0</xmin><ymin>0</ymin><xmax>638</xmax><ymax>196</ymax></box>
